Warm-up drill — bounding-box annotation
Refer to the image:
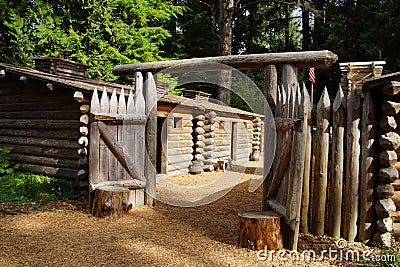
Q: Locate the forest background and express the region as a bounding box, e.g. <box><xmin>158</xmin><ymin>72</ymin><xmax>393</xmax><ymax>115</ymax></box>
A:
<box><xmin>1</xmin><ymin>0</ymin><xmax>399</xmax><ymax>110</ymax></box>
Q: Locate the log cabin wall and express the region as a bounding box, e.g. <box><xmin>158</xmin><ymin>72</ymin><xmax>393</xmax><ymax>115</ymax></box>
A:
<box><xmin>158</xmin><ymin>94</ymin><xmax>261</xmax><ymax>176</ymax></box>
<box><xmin>0</xmin><ymin>73</ymin><xmax>81</xmax><ymax>181</ymax></box>
<box><xmin>363</xmin><ymin>73</ymin><xmax>400</xmax><ymax>244</ymax></box>
<box><xmin>165</xmin><ymin>112</ymin><xmax>194</xmax><ymax>177</ymax></box>
<box><xmin>214</xmin><ymin>116</ymin><xmax>254</xmax><ymax>162</ymax></box>
<box><xmin>214</xmin><ymin>119</ymin><xmax>231</xmax><ymax>161</ymax></box>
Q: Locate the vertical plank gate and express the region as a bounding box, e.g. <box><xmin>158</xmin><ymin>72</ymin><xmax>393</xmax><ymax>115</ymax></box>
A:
<box><xmin>88</xmin><ymin>72</ymin><xmax>157</xmax><ymax>216</ymax></box>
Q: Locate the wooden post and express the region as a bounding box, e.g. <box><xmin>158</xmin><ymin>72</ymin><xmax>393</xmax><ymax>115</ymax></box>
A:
<box><xmin>279</xmin><ymin>64</ymin><xmax>297</xmax><ymax>209</ymax></box>
<box><xmin>358</xmin><ymin>91</ymin><xmax>375</xmax><ymax>243</ymax></box>
<box><xmin>311</xmin><ymin>87</ymin><xmax>330</xmax><ymax>236</ymax></box>
<box><xmin>144</xmin><ymin>72</ymin><xmax>157</xmax><ymax>206</ymax></box>
<box><xmin>343</xmin><ymin>89</ymin><xmax>361</xmax><ymax>242</ymax></box>
<box><xmin>238</xmin><ymin>211</ymin><xmax>283</xmax><ymax>250</ymax></box>
<box><xmin>300</xmin><ymin>83</ymin><xmax>312</xmax><ymax>234</ymax></box>
<box><xmin>263</xmin><ymin>64</ymin><xmax>278</xmax><ymax>210</ymax></box>
<box><xmin>328</xmin><ymin>87</ymin><xmax>346</xmax><ymax>238</ymax></box>
<box><xmin>285</xmin><ymin>84</ymin><xmax>309</xmax><ymax>250</ymax></box>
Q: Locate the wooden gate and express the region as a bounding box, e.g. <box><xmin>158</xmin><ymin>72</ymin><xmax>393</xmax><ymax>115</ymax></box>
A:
<box><xmin>263</xmin><ymin>64</ymin><xmax>311</xmax><ymax>250</ymax></box>
<box><xmin>88</xmin><ymin>72</ymin><xmax>157</xmax><ymax>211</ymax></box>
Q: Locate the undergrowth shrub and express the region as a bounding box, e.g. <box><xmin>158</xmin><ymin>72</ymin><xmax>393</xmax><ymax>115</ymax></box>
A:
<box><xmin>0</xmin><ymin>147</ymin><xmax>79</xmax><ymax>208</ymax></box>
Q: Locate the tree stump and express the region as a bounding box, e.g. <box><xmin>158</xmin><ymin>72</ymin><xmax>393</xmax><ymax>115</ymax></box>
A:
<box><xmin>91</xmin><ymin>186</ymin><xmax>132</xmax><ymax>219</ymax></box>
<box><xmin>238</xmin><ymin>211</ymin><xmax>283</xmax><ymax>250</ymax></box>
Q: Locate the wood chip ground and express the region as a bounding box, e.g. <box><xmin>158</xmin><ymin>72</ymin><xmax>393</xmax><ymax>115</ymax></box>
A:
<box><xmin>0</xmin><ymin>161</ymin><xmax>369</xmax><ymax>266</ymax></box>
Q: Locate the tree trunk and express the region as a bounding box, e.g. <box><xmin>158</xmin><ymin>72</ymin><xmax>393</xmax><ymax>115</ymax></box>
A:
<box><xmin>302</xmin><ymin>5</ymin><xmax>311</xmax><ymax>50</ymax></box>
<box><xmin>91</xmin><ymin>186</ymin><xmax>132</xmax><ymax>219</ymax></box>
<box><xmin>238</xmin><ymin>211</ymin><xmax>283</xmax><ymax>250</ymax></box>
<box><xmin>217</xmin><ymin>0</ymin><xmax>234</xmax><ymax>105</ymax></box>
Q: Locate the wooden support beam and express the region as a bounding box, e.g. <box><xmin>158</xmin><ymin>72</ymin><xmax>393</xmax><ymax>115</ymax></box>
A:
<box><xmin>113</xmin><ymin>50</ymin><xmax>338</xmax><ymax>75</ymax></box>
<box><xmin>266</xmin><ymin>135</ymin><xmax>292</xmax><ymax>199</ymax></box>
<box><xmin>90</xmin><ymin>179</ymin><xmax>146</xmax><ymax>191</ymax></box>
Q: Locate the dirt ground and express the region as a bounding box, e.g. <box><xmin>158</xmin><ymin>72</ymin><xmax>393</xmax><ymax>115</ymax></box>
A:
<box><xmin>0</xmin><ymin>161</ymin><xmax>370</xmax><ymax>266</ymax></box>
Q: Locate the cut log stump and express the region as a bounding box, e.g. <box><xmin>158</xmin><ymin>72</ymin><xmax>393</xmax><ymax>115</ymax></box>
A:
<box><xmin>238</xmin><ymin>211</ymin><xmax>283</xmax><ymax>250</ymax></box>
<box><xmin>91</xmin><ymin>185</ymin><xmax>132</xmax><ymax>219</ymax></box>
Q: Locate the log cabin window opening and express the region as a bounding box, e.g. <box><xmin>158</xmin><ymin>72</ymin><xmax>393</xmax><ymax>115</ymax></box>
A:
<box><xmin>174</xmin><ymin>117</ymin><xmax>183</xmax><ymax>128</ymax></box>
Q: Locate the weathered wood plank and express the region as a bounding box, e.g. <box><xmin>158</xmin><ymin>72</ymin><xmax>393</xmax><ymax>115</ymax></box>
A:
<box><xmin>89</xmin><ymin>122</ymin><xmax>100</xmax><ymax>185</ymax></box>
<box><xmin>144</xmin><ymin>72</ymin><xmax>158</xmax><ymax>206</ymax></box>
<box><xmin>97</xmin><ymin>121</ymin><xmax>146</xmax><ymax>183</ymax></box>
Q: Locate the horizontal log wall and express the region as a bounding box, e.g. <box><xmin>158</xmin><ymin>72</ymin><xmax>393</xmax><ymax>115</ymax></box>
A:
<box><xmin>235</xmin><ymin>120</ymin><xmax>253</xmax><ymax>162</ymax></box>
<box><xmin>214</xmin><ymin>117</ymin><xmax>253</xmax><ymax>162</ymax></box>
<box><xmin>166</xmin><ymin>113</ymin><xmax>194</xmax><ymax>175</ymax></box>
<box><xmin>0</xmin><ymin>77</ymin><xmax>81</xmax><ymax>181</ymax></box>
<box><xmin>215</xmin><ymin>120</ymin><xmax>231</xmax><ymax>161</ymax></box>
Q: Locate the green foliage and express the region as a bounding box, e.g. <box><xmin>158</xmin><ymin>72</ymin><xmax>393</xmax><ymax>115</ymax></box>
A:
<box><xmin>0</xmin><ymin>147</ymin><xmax>19</xmax><ymax>174</ymax></box>
<box><xmin>0</xmin><ymin>0</ymin><xmax>183</xmax><ymax>82</ymax></box>
<box><xmin>360</xmin><ymin>240</ymin><xmax>400</xmax><ymax>267</ymax></box>
<box><xmin>0</xmin><ymin>147</ymin><xmax>79</xmax><ymax>209</ymax></box>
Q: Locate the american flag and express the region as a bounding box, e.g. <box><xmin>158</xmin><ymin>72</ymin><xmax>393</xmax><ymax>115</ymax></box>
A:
<box><xmin>309</xmin><ymin>67</ymin><xmax>316</xmax><ymax>84</ymax></box>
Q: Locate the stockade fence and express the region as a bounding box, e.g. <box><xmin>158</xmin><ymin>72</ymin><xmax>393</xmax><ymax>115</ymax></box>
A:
<box><xmin>264</xmin><ymin>74</ymin><xmax>400</xmax><ymax>247</ymax></box>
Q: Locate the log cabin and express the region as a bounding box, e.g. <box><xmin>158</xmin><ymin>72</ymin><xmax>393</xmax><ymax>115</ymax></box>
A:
<box><xmin>0</xmin><ymin>58</ymin><xmax>263</xmax><ymax>193</ymax></box>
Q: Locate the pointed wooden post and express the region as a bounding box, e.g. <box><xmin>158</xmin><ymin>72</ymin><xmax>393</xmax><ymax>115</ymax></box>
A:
<box><xmin>100</xmin><ymin>88</ymin><xmax>110</xmax><ymax>114</ymax></box>
<box><xmin>97</xmin><ymin>87</ymin><xmax>109</xmax><ymax>182</ymax></box>
<box><xmin>117</xmin><ymin>88</ymin><xmax>127</xmax><ymax>180</ymax></box>
<box><xmin>328</xmin><ymin>86</ymin><xmax>346</xmax><ymax>238</ymax></box>
<box><xmin>286</xmin><ymin>84</ymin><xmax>309</xmax><ymax>250</ymax></box>
<box><xmin>311</xmin><ymin>87</ymin><xmax>330</xmax><ymax>236</ymax></box>
<box><xmin>359</xmin><ymin>91</ymin><xmax>375</xmax><ymax>243</ymax></box>
<box><xmin>90</xmin><ymin>87</ymin><xmax>101</xmax><ymax>114</ymax></box>
<box><xmin>144</xmin><ymin>72</ymin><xmax>157</xmax><ymax>206</ymax></box>
<box><xmin>105</xmin><ymin>89</ymin><xmax>118</xmax><ymax>182</ymax></box>
<box><xmin>134</xmin><ymin>72</ymin><xmax>146</xmax><ymax>178</ymax></box>
<box><xmin>110</xmin><ymin>89</ymin><xmax>118</xmax><ymax>114</ymax></box>
<box><xmin>343</xmin><ymin>89</ymin><xmax>361</xmax><ymax>242</ymax></box>
<box><xmin>300</xmin><ymin>83</ymin><xmax>312</xmax><ymax>234</ymax></box>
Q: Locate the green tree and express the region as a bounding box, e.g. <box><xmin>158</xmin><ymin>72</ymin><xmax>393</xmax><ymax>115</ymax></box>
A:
<box><xmin>0</xmin><ymin>0</ymin><xmax>182</xmax><ymax>82</ymax></box>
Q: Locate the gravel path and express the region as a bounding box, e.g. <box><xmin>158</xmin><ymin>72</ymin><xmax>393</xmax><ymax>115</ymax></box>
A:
<box><xmin>0</xmin><ymin>161</ymin><xmax>363</xmax><ymax>266</ymax></box>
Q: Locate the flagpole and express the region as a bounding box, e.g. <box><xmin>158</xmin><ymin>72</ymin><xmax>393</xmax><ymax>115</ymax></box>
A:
<box><xmin>311</xmin><ymin>82</ymin><xmax>314</xmax><ymax>107</ymax></box>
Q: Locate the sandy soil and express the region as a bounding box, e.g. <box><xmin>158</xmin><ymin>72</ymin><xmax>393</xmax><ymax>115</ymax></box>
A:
<box><xmin>0</xmin><ymin>161</ymin><xmax>368</xmax><ymax>266</ymax></box>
